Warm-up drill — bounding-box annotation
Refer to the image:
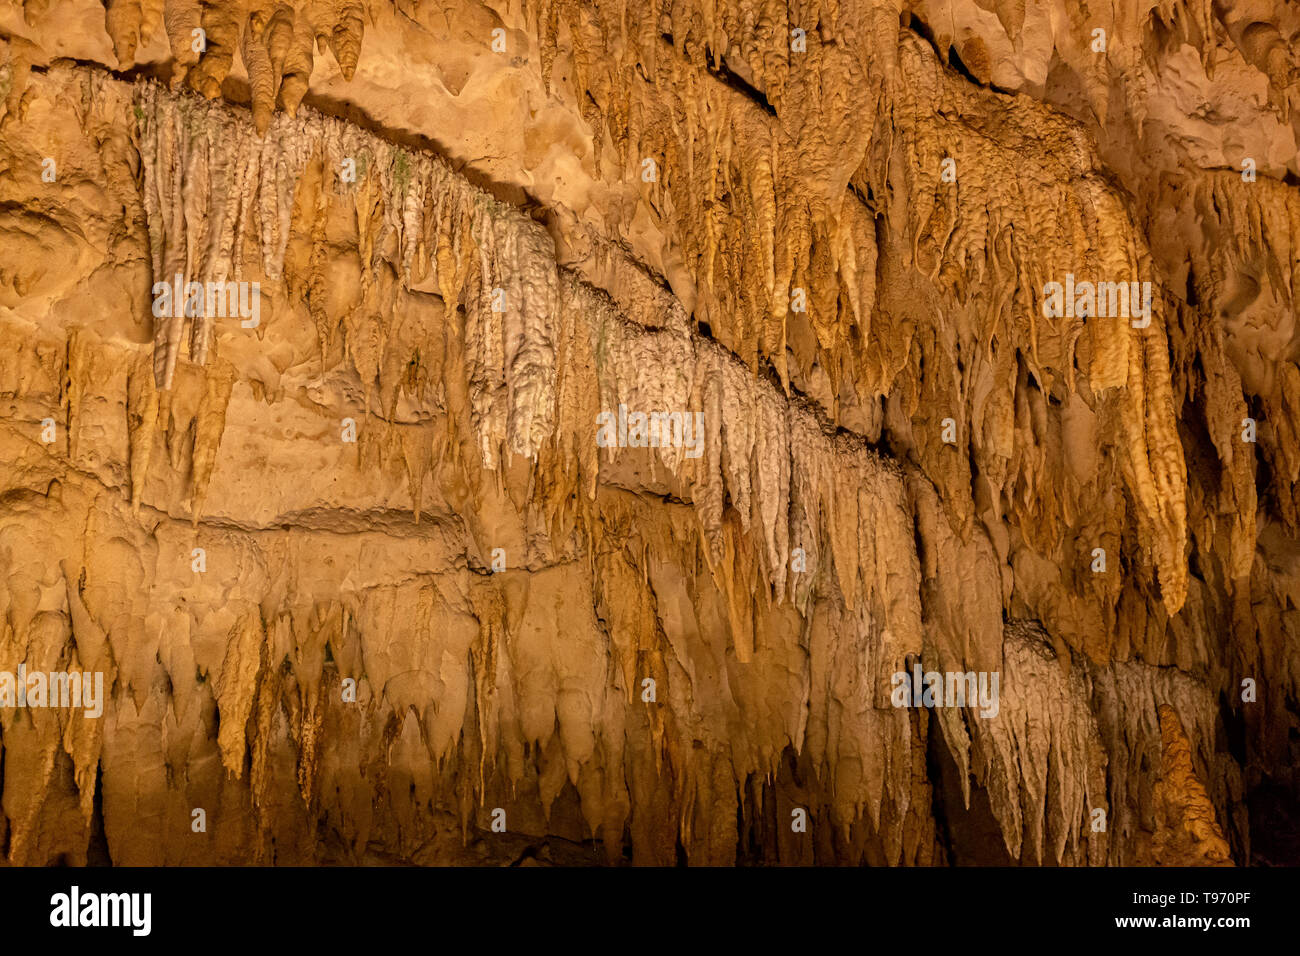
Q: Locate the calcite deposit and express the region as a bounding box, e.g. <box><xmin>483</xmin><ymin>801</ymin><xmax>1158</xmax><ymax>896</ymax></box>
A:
<box><xmin>0</xmin><ymin>0</ymin><xmax>1296</xmax><ymax>866</ymax></box>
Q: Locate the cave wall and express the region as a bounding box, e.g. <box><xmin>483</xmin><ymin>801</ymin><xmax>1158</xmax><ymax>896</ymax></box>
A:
<box><xmin>0</xmin><ymin>0</ymin><xmax>1295</xmax><ymax>865</ymax></box>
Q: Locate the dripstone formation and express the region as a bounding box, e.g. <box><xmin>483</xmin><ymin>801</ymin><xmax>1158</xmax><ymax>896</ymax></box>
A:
<box><xmin>0</xmin><ymin>0</ymin><xmax>1295</xmax><ymax>866</ymax></box>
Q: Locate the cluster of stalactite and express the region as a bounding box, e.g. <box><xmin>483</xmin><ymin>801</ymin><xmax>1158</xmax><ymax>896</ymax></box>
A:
<box><xmin>0</xmin><ymin>0</ymin><xmax>1296</xmax><ymax>865</ymax></box>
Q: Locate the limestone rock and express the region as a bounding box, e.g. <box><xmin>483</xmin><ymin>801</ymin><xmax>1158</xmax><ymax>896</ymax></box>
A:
<box><xmin>0</xmin><ymin>0</ymin><xmax>1296</xmax><ymax>865</ymax></box>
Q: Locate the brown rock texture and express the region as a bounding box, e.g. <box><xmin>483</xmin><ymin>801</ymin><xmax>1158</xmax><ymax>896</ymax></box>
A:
<box><xmin>0</xmin><ymin>0</ymin><xmax>1294</xmax><ymax>865</ymax></box>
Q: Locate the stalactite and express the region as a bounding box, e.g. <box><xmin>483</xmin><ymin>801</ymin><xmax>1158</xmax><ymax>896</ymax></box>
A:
<box><xmin>1</xmin><ymin>0</ymin><xmax>1297</xmax><ymax>865</ymax></box>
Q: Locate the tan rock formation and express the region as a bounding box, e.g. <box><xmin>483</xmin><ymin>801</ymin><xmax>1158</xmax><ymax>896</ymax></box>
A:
<box><xmin>1134</xmin><ymin>704</ymin><xmax>1233</xmax><ymax>866</ymax></box>
<box><xmin>0</xmin><ymin>0</ymin><xmax>1295</xmax><ymax>865</ymax></box>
